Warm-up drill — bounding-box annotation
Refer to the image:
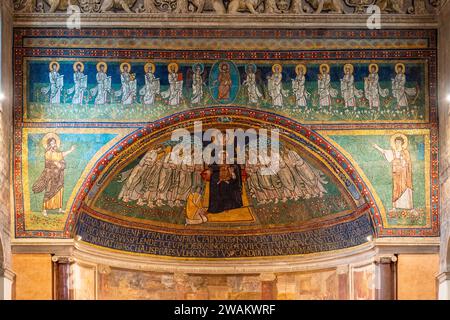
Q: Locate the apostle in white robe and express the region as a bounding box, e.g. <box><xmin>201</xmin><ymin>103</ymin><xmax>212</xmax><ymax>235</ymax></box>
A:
<box><xmin>161</xmin><ymin>63</ymin><xmax>183</xmax><ymax>106</ymax></box>
<box><xmin>391</xmin><ymin>63</ymin><xmax>416</xmax><ymax>109</ymax></box>
<box><xmin>140</xmin><ymin>64</ymin><xmax>160</xmax><ymax>105</ymax></box>
<box><xmin>243</xmin><ymin>65</ymin><xmax>262</xmax><ymax>104</ymax></box>
<box><xmin>42</xmin><ymin>62</ymin><xmax>64</xmax><ymax>104</ymax></box>
<box><xmin>93</xmin><ymin>63</ymin><xmax>111</xmax><ymax>105</ymax></box>
<box><xmin>364</xmin><ymin>64</ymin><xmax>389</xmax><ymax>109</ymax></box>
<box><xmin>68</xmin><ymin>63</ymin><xmax>87</xmax><ymax>105</ymax></box>
<box><xmin>267</xmin><ymin>64</ymin><xmax>287</xmax><ymax>108</ymax></box>
<box><xmin>292</xmin><ymin>65</ymin><xmax>309</xmax><ymax>108</ymax></box>
<box><xmin>317</xmin><ymin>64</ymin><xmax>337</xmax><ymax>110</ymax></box>
<box><xmin>340</xmin><ymin>64</ymin><xmax>363</xmax><ymax>109</ymax></box>
<box><xmin>115</xmin><ymin>63</ymin><xmax>136</xmax><ymax>105</ymax></box>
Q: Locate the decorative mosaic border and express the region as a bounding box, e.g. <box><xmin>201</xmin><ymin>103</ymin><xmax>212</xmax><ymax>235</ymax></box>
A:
<box><xmin>12</xmin><ymin>28</ymin><xmax>439</xmax><ymax>239</ymax></box>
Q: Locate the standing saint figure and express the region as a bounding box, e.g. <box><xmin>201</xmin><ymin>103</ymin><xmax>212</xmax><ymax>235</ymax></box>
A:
<box><xmin>391</xmin><ymin>63</ymin><xmax>417</xmax><ymax>109</ymax></box>
<box><xmin>32</xmin><ymin>133</ymin><xmax>75</xmax><ymax>217</ymax></box>
<box><xmin>373</xmin><ymin>133</ymin><xmax>414</xmax><ymax>211</ymax></box>
<box><xmin>364</xmin><ymin>63</ymin><xmax>389</xmax><ymax>109</ymax></box>
<box><xmin>340</xmin><ymin>64</ymin><xmax>363</xmax><ymax>110</ymax></box>
<box><xmin>140</xmin><ymin>62</ymin><xmax>160</xmax><ymax>105</ymax></box>
<box><xmin>42</xmin><ymin>61</ymin><xmax>64</xmax><ymax>104</ymax></box>
<box><xmin>267</xmin><ymin>64</ymin><xmax>287</xmax><ymax>108</ymax></box>
<box><xmin>243</xmin><ymin>64</ymin><xmax>262</xmax><ymax>104</ymax></box>
<box><xmin>92</xmin><ymin>62</ymin><xmax>111</xmax><ymax>105</ymax></box>
<box><xmin>216</xmin><ymin>62</ymin><xmax>232</xmax><ymax>101</ymax></box>
<box><xmin>68</xmin><ymin>62</ymin><xmax>87</xmax><ymax>105</ymax></box>
<box><xmin>161</xmin><ymin>63</ymin><xmax>183</xmax><ymax>106</ymax></box>
<box><xmin>292</xmin><ymin>64</ymin><xmax>309</xmax><ymax>109</ymax></box>
<box><xmin>317</xmin><ymin>64</ymin><xmax>337</xmax><ymax>110</ymax></box>
<box><xmin>115</xmin><ymin>62</ymin><xmax>137</xmax><ymax>105</ymax></box>
<box><xmin>191</xmin><ymin>63</ymin><xmax>204</xmax><ymax>104</ymax></box>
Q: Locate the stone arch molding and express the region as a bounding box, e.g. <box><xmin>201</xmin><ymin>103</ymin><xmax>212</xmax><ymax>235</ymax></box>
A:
<box><xmin>66</xmin><ymin>107</ymin><xmax>381</xmax><ymax>258</ymax></box>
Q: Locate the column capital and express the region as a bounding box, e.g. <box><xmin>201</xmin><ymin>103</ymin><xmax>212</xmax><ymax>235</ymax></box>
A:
<box><xmin>375</xmin><ymin>255</ymin><xmax>397</xmax><ymax>264</ymax></box>
<box><xmin>336</xmin><ymin>265</ymin><xmax>349</xmax><ymax>274</ymax></box>
<box><xmin>259</xmin><ymin>273</ymin><xmax>277</xmax><ymax>282</ymax></box>
<box><xmin>0</xmin><ymin>266</ymin><xmax>15</xmax><ymax>280</ymax></box>
<box><xmin>98</xmin><ymin>264</ymin><xmax>111</xmax><ymax>275</ymax></box>
<box><xmin>51</xmin><ymin>255</ymin><xmax>74</xmax><ymax>264</ymax></box>
<box><xmin>437</xmin><ymin>272</ymin><xmax>450</xmax><ymax>283</ymax></box>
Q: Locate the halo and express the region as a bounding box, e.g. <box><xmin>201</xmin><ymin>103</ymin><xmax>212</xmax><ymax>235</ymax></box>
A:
<box><xmin>295</xmin><ymin>64</ymin><xmax>307</xmax><ymax>75</ymax></box>
<box><xmin>319</xmin><ymin>64</ymin><xmax>330</xmax><ymax>74</ymax></box>
<box><xmin>96</xmin><ymin>61</ymin><xmax>108</xmax><ymax>72</ymax></box>
<box><xmin>343</xmin><ymin>63</ymin><xmax>354</xmax><ymax>74</ymax></box>
<box><xmin>369</xmin><ymin>63</ymin><xmax>379</xmax><ymax>73</ymax></box>
<box><xmin>395</xmin><ymin>63</ymin><xmax>405</xmax><ymax>74</ymax></box>
<box><xmin>120</xmin><ymin>62</ymin><xmax>131</xmax><ymax>73</ymax></box>
<box><xmin>245</xmin><ymin>63</ymin><xmax>257</xmax><ymax>73</ymax></box>
<box><xmin>390</xmin><ymin>133</ymin><xmax>408</xmax><ymax>150</ymax></box>
<box><xmin>219</xmin><ymin>62</ymin><xmax>230</xmax><ymax>72</ymax></box>
<box><xmin>42</xmin><ymin>132</ymin><xmax>61</xmax><ymax>149</ymax></box>
<box><xmin>144</xmin><ymin>62</ymin><xmax>156</xmax><ymax>73</ymax></box>
<box><xmin>168</xmin><ymin>62</ymin><xmax>179</xmax><ymax>73</ymax></box>
<box><xmin>192</xmin><ymin>63</ymin><xmax>204</xmax><ymax>73</ymax></box>
<box><xmin>73</xmin><ymin>61</ymin><xmax>84</xmax><ymax>72</ymax></box>
<box><xmin>272</xmin><ymin>63</ymin><xmax>282</xmax><ymax>73</ymax></box>
<box><xmin>49</xmin><ymin>61</ymin><xmax>60</xmax><ymax>72</ymax></box>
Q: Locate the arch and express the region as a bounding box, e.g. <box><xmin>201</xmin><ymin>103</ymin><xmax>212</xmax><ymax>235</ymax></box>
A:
<box><xmin>68</xmin><ymin>107</ymin><xmax>381</xmax><ymax>257</ymax></box>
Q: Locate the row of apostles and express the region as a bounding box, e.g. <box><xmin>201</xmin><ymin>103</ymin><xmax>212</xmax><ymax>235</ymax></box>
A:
<box><xmin>42</xmin><ymin>61</ymin><xmax>417</xmax><ymax>109</ymax></box>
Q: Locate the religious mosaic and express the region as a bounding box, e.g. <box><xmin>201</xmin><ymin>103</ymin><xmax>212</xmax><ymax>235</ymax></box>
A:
<box><xmin>25</xmin><ymin>59</ymin><xmax>426</xmax><ymax>123</ymax></box>
<box><xmin>12</xmin><ymin>28</ymin><xmax>439</xmax><ymax>257</ymax></box>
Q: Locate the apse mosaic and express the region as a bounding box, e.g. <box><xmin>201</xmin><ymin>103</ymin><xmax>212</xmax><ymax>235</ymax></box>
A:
<box><xmin>92</xmin><ymin>134</ymin><xmax>355</xmax><ymax>228</ymax></box>
<box><xmin>12</xmin><ymin>28</ymin><xmax>439</xmax><ymax>256</ymax></box>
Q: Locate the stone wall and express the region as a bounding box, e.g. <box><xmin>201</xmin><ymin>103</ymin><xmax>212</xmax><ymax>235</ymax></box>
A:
<box><xmin>67</xmin><ymin>252</ymin><xmax>439</xmax><ymax>300</ymax></box>
<box><xmin>438</xmin><ymin>0</ymin><xmax>450</xmax><ymax>299</ymax></box>
<box><xmin>75</xmin><ymin>264</ymin><xmax>377</xmax><ymax>300</ymax></box>
<box><xmin>0</xmin><ymin>0</ymin><xmax>14</xmax><ymax>300</ymax></box>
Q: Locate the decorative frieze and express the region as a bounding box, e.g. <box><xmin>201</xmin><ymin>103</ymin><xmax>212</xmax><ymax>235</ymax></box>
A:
<box><xmin>13</xmin><ymin>0</ymin><xmax>440</xmax><ymax>14</ymax></box>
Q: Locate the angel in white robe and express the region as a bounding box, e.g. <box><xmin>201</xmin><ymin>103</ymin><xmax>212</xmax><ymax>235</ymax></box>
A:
<box><xmin>118</xmin><ymin>149</ymin><xmax>159</xmax><ymax>203</ymax></box>
<box><xmin>285</xmin><ymin>149</ymin><xmax>327</xmax><ymax>199</ymax></box>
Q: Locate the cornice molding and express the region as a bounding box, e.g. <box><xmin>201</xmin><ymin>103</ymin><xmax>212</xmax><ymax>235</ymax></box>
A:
<box><xmin>13</xmin><ymin>12</ymin><xmax>438</xmax><ymax>28</ymax></box>
<box><xmin>72</xmin><ymin>240</ymin><xmax>378</xmax><ymax>274</ymax></box>
<box><xmin>11</xmin><ymin>237</ymin><xmax>439</xmax><ymax>273</ymax></box>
